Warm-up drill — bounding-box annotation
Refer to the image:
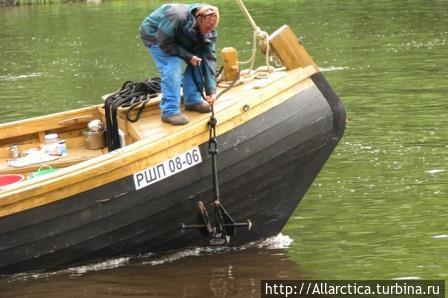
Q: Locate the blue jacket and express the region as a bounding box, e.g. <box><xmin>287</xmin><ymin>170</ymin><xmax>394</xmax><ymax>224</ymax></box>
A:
<box><xmin>140</xmin><ymin>3</ymin><xmax>217</xmax><ymax>95</ymax></box>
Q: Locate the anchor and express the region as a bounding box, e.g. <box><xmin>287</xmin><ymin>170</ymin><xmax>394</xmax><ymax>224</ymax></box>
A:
<box><xmin>181</xmin><ymin>104</ymin><xmax>252</xmax><ymax>245</ymax></box>
<box><xmin>181</xmin><ymin>200</ymin><xmax>252</xmax><ymax>246</ymax></box>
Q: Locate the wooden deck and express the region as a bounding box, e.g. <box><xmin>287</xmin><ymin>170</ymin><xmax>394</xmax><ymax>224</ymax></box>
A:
<box><xmin>126</xmin><ymin>69</ymin><xmax>294</xmax><ymax>142</ymax></box>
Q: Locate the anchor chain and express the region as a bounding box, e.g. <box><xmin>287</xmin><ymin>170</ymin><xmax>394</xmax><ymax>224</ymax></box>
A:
<box><xmin>207</xmin><ymin>108</ymin><xmax>229</xmax><ymax>245</ymax></box>
<box><xmin>208</xmin><ymin>106</ymin><xmax>220</xmax><ymax>202</ymax></box>
<box><xmin>181</xmin><ymin>97</ymin><xmax>251</xmax><ymax>246</ymax></box>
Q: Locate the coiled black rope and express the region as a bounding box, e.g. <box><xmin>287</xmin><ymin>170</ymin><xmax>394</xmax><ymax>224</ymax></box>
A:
<box><xmin>104</xmin><ymin>78</ymin><xmax>161</xmax><ymax>151</ymax></box>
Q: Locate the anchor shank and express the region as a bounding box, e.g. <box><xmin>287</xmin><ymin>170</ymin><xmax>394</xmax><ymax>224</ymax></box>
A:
<box><xmin>211</xmin><ymin>150</ymin><xmax>220</xmax><ymax>202</ymax></box>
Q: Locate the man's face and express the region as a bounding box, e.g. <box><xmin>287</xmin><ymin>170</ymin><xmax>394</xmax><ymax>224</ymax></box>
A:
<box><xmin>197</xmin><ymin>13</ymin><xmax>218</xmax><ymax>35</ymax></box>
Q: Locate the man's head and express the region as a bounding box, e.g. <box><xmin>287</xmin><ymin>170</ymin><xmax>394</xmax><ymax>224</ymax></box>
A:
<box><xmin>195</xmin><ymin>5</ymin><xmax>220</xmax><ymax>34</ymax></box>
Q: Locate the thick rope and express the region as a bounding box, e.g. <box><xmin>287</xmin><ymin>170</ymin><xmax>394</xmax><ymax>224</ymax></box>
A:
<box><xmin>104</xmin><ymin>79</ymin><xmax>161</xmax><ymax>151</ymax></box>
<box><xmin>217</xmin><ymin>0</ymin><xmax>282</xmax><ymax>89</ymax></box>
<box><xmin>235</xmin><ymin>0</ymin><xmax>258</xmax><ymax>32</ymax></box>
<box><xmin>236</xmin><ymin>0</ymin><xmax>272</xmax><ymax>72</ymax></box>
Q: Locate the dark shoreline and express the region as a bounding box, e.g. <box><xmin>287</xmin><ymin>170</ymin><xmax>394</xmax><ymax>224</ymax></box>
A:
<box><xmin>1</xmin><ymin>0</ymin><xmax>90</xmax><ymax>6</ymax></box>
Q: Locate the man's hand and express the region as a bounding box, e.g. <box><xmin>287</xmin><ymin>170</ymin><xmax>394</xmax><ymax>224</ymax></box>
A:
<box><xmin>205</xmin><ymin>93</ymin><xmax>216</xmax><ymax>104</ymax></box>
<box><xmin>190</xmin><ymin>56</ymin><xmax>202</xmax><ymax>66</ymax></box>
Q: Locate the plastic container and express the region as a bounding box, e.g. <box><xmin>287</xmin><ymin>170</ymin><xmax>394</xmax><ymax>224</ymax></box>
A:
<box><xmin>0</xmin><ymin>174</ymin><xmax>24</xmax><ymax>187</ymax></box>
<box><xmin>28</xmin><ymin>165</ymin><xmax>57</xmax><ymax>180</ymax></box>
<box><xmin>82</xmin><ymin>130</ymin><xmax>106</xmax><ymax>149</ymax></box>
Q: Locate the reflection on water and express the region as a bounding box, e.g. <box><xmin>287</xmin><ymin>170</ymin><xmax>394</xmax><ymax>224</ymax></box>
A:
<box><xmin>0</xmin><ymin>235</ymin><xmax>306</xmax><ymax>297</ymax></box>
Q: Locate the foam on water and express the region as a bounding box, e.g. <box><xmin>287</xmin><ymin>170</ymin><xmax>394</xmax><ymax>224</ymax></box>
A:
<box><xmin>144</xmin><ymin>247</ymin><xmax>228</xmax><ymax>266</ymax></box>
<box><xmin>432</xmin><ymin>234</ymin><xmax>448</xmax><ymax>239</ymax></box>
<box><xmin>0</xmin><ymin>73</ymin><xmax>46</xmax><ymax>81</ymax></box>
<box><xmin>2</xmin><ymin>257</ymin><xmax>131</xmax><ymax>282</ymax></box>
<box><xmin>257</xmin><ymin>233</ymin><xmax>294</xmax><ymax>249</ymax></box>
<box><xmin>425</xmin><ymin>169</ymin><xmax>445</xmax><ymax>175</ymax></box>
<box><xmin>144</xmin><ymin>233</ymin><xmax>294</xmax><ymax>266</ymax></box>
<box><xmin>65</xmin><ymin>257</ymin><xmax>130</xmax><ymax>276</ymax></box>
<box><xmin>319</xmin><ymin>66</ymin><xmax>349</xmax><ymax>72</ymax></box>
<box><xmin>0</xmin><ymin>234</ymin><xmax>293</xmax><ymax>281</ymax></box>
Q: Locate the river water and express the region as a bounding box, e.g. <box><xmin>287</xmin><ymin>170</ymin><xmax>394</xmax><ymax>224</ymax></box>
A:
<box><xmin>0</xmin><ymin>0</ymin><xmax>447</xmax><ymax>297</ymax></box>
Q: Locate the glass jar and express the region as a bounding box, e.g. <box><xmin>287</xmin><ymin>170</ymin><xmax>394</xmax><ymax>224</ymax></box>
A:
<box><xmin>8</xmin><ymin>144</ymin><xmax>21</xmax><ymax>159</ymax></box>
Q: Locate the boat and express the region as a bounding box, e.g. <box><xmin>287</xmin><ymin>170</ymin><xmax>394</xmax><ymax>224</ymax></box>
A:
<box><xmin>0</xmin><ymin>24</ymin><xmax>346</xmax><ymax>274</ymax></box>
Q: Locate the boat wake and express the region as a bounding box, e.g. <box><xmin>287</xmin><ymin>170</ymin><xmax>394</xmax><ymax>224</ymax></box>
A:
<box><xmin>0</xmin><ymin>72</ymin><xmax>46</xmax><ymax>81</ymax></box>
<box><xmin>2</xmin><ymin>257</ymin><xmax>132</xmax><ymax>282</ymax></box>
<box><xmin>144</xmin><ymin>233</ymin><xmax>294</xmax><ymax>266</ymax></box>
<box><xmin>319</xmin><ymin>66</ymin><xmax>349</xmax><ymax>72</ymax></box>
<box><xmin>257</xmin><ymin>233</ymin><xmax>294</xmax><ymax>249</ymax></box>
<box><xmin>1</xmin><ymin>234</ymin><xmax>293</xmax><ymax>282</ymax></box>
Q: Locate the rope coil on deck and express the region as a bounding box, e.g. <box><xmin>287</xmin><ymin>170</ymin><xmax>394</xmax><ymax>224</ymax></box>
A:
<box><xmin>104</xmin><ymin>79</ymin><xmax>161</xmax><ymax>151</ymax></box>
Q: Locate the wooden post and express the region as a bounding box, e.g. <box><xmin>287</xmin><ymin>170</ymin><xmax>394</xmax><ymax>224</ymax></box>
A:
<box><xmin>269</xmin><ymin>25</ymin><xmax>318</xmax><ymax>70</ymax></box>
<box><xmin>221</xmin><ymin>47</ymin><xmax>239</xmax><ymax>82</ymax></box>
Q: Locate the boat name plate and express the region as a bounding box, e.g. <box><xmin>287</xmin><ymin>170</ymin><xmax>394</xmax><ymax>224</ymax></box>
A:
<box><xmin>133</xmin><ymin>147</ymin><xmax>202</xmax><ymax>190</ymax></box>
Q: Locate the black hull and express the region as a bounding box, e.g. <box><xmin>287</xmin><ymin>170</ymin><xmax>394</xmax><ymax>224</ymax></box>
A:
<box><xmin>0</xmin><ymin>73</ymin><xmax>345</xmax><ymax>274</ymax></box>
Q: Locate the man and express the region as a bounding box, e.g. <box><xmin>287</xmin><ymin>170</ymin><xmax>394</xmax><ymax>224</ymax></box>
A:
<box><xmin>140</xmin><ymin>3</ymin><xmax>219</xmax><ymax>125</ymax></box>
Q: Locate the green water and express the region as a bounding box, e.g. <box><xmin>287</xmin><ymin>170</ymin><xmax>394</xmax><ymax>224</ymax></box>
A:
<box><xmin>0</xmin><ymin>0</ymin><xmax>447</xmax><ymax>290</ymax></box>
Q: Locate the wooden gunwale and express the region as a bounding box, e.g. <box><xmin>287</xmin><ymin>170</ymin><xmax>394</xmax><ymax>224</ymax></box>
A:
<box><xmin>0</xmin><ymin>106</ymin><xmax>100</xmax><ymax>141</ymax></box>
<box><xmin>0</xmin><ymin>65</ymin><xmax>318</xmax><ymax>217</ymax></box>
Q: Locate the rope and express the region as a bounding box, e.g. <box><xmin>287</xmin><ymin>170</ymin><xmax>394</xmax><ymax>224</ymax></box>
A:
<box><xmin>235</xmin><ymin>0</ymin><xmax>272</xmax><ymax>73</ymax></box>
<box><xmin>216</xmin><ymin>0</ymin><xmax>283</xmax><ymax>89</ymax></box>
<box><xmin>235</xmin><ymin>0</ymin><xmax>258</xmax><ymax>32</ymax></box>
<box><xmin>104</xmin><ymin>78</ymin><xmax>161</xmax><ymax>151</ymax></box>
<box><xmin>236</xmin><ymin>27</ymin><xmax>272</xmax><ymax>76</ymax></box>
